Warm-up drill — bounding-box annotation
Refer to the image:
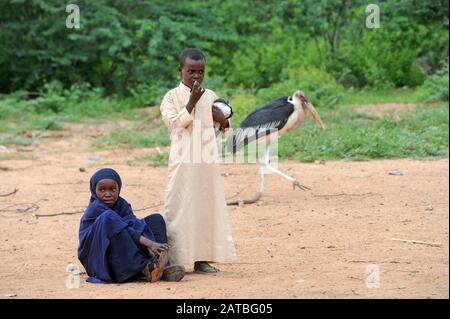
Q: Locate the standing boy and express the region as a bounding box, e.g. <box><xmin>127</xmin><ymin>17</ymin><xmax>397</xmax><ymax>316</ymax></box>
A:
<box><xmin>160</xmin><ymin>48</ymin><xmax>235</xmax><ymax>274</ymax></box>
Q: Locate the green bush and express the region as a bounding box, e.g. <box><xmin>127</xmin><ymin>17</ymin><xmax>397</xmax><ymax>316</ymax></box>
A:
<box><xmin>0</xmin><ymin>91</ymin><xmax>31</xmax><ymax>119</ymax></box>
<box><xmin>1</xmin><ymin>0</ymin><xmax>448</xmax><ymax>96</ymax></box>
<box><xmin>227</xmin><ymin>32</ymin><xmax>290</xmax><ymax>88</ymax></box>
<box><xmin>257</xmin><ymin>66</ymin><xmax>344</xmax><ymax>109</ymax></box>
<box><xmin>418</xmin><ymin>61</ymin><xmax>449</xmax><ymax>101</ymax></box>
<box><xmin>339</xmin><ymin>29</ymin><xmax>426</xmax><ymax>89</ymax></box>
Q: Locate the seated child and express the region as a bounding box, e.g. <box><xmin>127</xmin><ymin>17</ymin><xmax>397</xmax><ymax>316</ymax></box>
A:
<box><xmin>77</xmin><ymin>168</ymin><xmax>185</xmax><ymax>283</ymax></box>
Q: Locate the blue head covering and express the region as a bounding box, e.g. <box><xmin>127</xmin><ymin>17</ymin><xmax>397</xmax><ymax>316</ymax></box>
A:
<box><xmin>78</xmin><ymin>168</ymin><xmax>150</xmax><ymax>283</ymax></box>
<box><xmin>89</xmin><ymin>168</ymin><xmax>122</xmax><ymax>206</ymax></box>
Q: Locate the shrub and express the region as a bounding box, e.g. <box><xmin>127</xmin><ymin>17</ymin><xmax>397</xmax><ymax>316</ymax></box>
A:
<box><xmin>418</xmin><ymin>60</ymin><xmax>449</xmax><ymax>101</ymax></box>
<box><xmin>256</xmin><ymin>66</ymin><xmax>344</xmax><ymax>109</ymax></box>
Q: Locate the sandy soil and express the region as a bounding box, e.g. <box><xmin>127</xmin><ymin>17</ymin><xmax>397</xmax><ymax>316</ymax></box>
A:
<box><xmin>0</xmin><ymin>113</ymin><xmax>448</xmax><ymax>299</ymax></box>
<box><xmin>355</xmin><ymin>102</ymin><xmax>420</xmax><ymax>117</ymax></box>
<box><xmin>355</xmin><ymin>102</ymin><xmax>441</xmax><ymax>119</ymax></box>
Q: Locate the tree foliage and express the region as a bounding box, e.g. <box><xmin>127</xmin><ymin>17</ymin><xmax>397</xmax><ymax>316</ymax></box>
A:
<box><xmin>0</xmin><ymin>0</ymin><xmax>448</xmax><ymax>96</ymax></box>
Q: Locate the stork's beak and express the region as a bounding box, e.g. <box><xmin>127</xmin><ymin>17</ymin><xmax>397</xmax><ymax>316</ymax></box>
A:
<box><xmin>305</xmin><ymin>102</ymin><xmax>325</xmax><ymax>129</ymax></box>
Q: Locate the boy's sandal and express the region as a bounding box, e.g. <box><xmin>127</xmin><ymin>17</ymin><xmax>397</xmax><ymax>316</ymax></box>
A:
<box><xmin>193</xmin><ymin>263</ymin><xmax>223</xmax><ymax>275</ymax></box>
<box><xmin>142</xmin><ymin>262</ymin><xmax>158</xmax><ymax>283</ymax></box>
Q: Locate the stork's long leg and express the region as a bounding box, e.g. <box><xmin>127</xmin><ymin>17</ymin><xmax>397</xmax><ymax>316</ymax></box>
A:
<box><xmin>264</xmin><ymin>165</ymin><xmax>311</xmax><ymax>191</ymax></box>
<box><xmin>258</xmin><ymin>142</ymin><xmax>271</xmax><ymax>194</ymax></box>
<box><xmin>258</xmin><ymin>165</ymin><xmax>265</xmax><ymax>194</ymax></box>
<box><xmin>262</xmin><ymin>143</ymin><xmax>310</xmax><ymax>191</ymax></box>
<box><xmin>227</xmin><ymin>142</ymin><xmax>310</xmax><ymax>206</ymax></box>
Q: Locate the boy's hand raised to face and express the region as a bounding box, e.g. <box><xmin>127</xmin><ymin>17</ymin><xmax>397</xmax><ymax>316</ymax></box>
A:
<box><xmin>189</xmin><ymin>80</ymin><xmax>205</xmax><ymax>104</ymax></box>
<box><xmin>186</xmin><ymin>81</ymin><xmax>205</xmax><ymax>113</ymax></box>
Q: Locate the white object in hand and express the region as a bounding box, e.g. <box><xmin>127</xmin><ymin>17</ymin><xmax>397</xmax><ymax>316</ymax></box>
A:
<box><xmin>213</xmin><ymin>99</ymin><xmax>233</xmax><ymax>119</ymax></box>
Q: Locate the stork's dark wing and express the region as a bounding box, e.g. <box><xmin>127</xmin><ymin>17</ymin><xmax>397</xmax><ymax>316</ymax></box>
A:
<box><xmin>226</xmin><ymin>96</ymin><xmax>294</xmax><ymax>153</ymax></box>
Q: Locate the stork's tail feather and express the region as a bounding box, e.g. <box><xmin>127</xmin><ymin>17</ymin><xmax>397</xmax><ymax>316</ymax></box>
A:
<box><xmin>226</xmin><ymin>127</ymin><xmax>278</xmax><ymax>154</ymax></box>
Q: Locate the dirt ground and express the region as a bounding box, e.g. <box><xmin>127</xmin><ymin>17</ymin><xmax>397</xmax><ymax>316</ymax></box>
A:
<box><xmin>0</xmin><ymin>107</ymin><xmax>448</xmax><ymax>299</ymax></box>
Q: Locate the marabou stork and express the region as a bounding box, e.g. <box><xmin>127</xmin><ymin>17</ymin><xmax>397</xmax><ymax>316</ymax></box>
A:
<box><xmin>226</xmin><ymin>90</ymin><xmax>325</xmax><ymax>205</ymax></box>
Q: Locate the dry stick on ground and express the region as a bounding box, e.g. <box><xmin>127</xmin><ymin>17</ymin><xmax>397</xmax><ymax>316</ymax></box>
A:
<box><xmin>227</xmin><ymin>189</ymin><xmax>382</xmax><ymax>206</ymax></box>
<box><xmin>134</xmin><ymin>202</ymin><xmax>164</xmax><ymax>212</ymax></box>
<box><xmin>312</xmin><ymin>192</ymin><xmax>383</xmax><ymax>198</ymax></box>
<box><xmin>0</xmin><ymin>199</ymin><xmax>48</xmax><ymax>214</ymax></box>
<box><xmin>72</xmin><ymin>272</ymin><xmax>87</xmax><ymax>276</ymax></box>
<box><xmin>225</xmin><ymin>186</ymin><xmax>249</xmax><ymax>201</ymax></box>
<box><xmin>0</xmin><ymin>163</ymin><xmax>46</xmax><ymax>172</ymax></box>
<box><xmin>227</xmin><ymin>191</ymin><xmax>262</xmax><ymax>206</ymax></box>
<box><xmin>37</xmin><ymin>181</ymin><xmax>85</xmax><ymax>186</ymax></box>
<box><xmin>0</xmin><ymin>202</ymin><xmax>40</xmax><ymax>213</ymax></box>
<box><xmin>32</xmin><ymin>202</ymin><xmax>164</xmax><ymax>218</ymax></box>
<box><xmin>0</xmin><ymin>189</ymin><xmax>18</xmax><ymax>197</ymax></box>
<box><xmin>226</xmin><ymin>184</ymin><xmax>264</xmax><ymax>206</ymax></box>
<box><xmin>390</xmin><ymin>238</ymin><xmax>442</xmax><ymax>247</ymax></box>
<box><xmin>33</xmin><ymin>209</ymin><xmax>84</xmax><ymax>218</ymax></box>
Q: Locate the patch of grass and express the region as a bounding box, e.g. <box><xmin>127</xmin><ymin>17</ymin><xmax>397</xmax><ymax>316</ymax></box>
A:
<box><xmin>94</xmin><ymin>126</ymin><xmax>169</xmax><ymax>149</ymax></box>
<box><xmin>0</xmin><ymin>152</ymin><xmax>37</xmax><ymax>161</ymax></box>
<box><xmin>340</xmin><ymin>88</ymin><xmax>427</xmax><ymax>105</ymax></box>
<box><xmin>278</xmin><ymin>103</ymin><xmax>448</xmax><ymax>161</ymax></box>
<box><xmin>0</xmin><ymin>114</ymin><xmax>65</xmax><ymax>146</ymax></box>
<box><xmin>0</xmin><ymin>86</ymin><xmax>154</xmax><ymax>145</ymax></box>
<box><xmin>1</xmin><ymin>86</ymin><xmax>448</xmax><ymax>164</ymax></box>
<box><xmin>128</xmin><ymin>153</ymin><xmax>169</xmax><ymax>167</ymax></box>
<box><xmin>0</xmin><ymin>134</ymin><xmax>33</xmax><ymax>146</ymax></box>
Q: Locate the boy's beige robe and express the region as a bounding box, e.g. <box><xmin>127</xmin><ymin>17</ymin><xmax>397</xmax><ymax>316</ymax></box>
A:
<box><xmin>160</xmin><ymin>82</ymin><xmax>236</xmax><ymax>265</ymax></box>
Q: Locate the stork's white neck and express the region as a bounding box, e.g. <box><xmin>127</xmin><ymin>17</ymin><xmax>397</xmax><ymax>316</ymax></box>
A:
<box><xmin>288</xmin><ymin>96</ymin><xmax>302</xmax><ymax>110</ymax></box>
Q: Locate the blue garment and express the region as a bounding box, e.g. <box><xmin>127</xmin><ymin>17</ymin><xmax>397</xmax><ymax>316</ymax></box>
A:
<box><xmin>77</xmin><ymin>168</ymin><xmax>167</xmax><ymax>284</ymax></box>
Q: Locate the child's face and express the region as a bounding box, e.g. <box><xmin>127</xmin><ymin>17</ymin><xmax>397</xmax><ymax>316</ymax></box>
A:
<box><xmin>95</xmin><ymin>179</ymin><xmax>119</xmax><ymax>207</ymax></box>
<box><xmin>179</xmin><ymin>57</ymin><xmax>205</xmax><ymax>88</ymax></box>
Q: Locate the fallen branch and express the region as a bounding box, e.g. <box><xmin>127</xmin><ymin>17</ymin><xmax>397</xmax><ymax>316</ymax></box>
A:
<box><xmin>225</xmin><ymin>186</ymin><xmax>249</xmax><ymax>201</ymax></box>
<box><xmin>37</xmin><ymin>181</ymin><xmax>84</xmax><ymax>186</ymax></box>
<box><xmin>33</xmin><ymin>209</ymin><xmax>84</xmax><ymax>218</ymax></box>
<box><xmin>313</xmin><ymin>192</ymin><xmax>382</xmax><ymax>198</ymax></box>
<box><xmin>227</xmin><ymin>191</ymin><xmax>262</xmax><ymax>206</ymax></box>
<box><xmin>31</xmin><ymin>202</ymin><xmax>165</xmax><ymax>218</ymax></box>
<box><xmin>0</xmin><ymin>203</ymin><xmax>39</xmax><ymax>213</ymax></box>
<box><xmin>72</xmin><ymin>272</ymin><xmax>87</xmax><ymax>276</ymax></box>
<box><xmin>0</xmin><ymin>189</ymin><xmax>18</xmax><ymax>197</ymax></box>
<box><xmin>134</xmin><ymin>202</ymin><xmax>164</xmax><ymax>212</ymax></box>
<box><xmin>390</xmin><ymin>238</ymin><xmax>442</xmax><ymax>247</ymax></box>
<box><xmin>17</xmin><ymin>148</ymin><xmax>34</xmax><ymax>153</ymax></box>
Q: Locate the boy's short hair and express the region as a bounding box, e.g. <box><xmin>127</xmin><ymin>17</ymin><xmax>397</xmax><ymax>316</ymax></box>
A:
<box><xmin>179</xmin><ymin>48</ymin><xmax>205</xmax><ymax>66</ymax></box>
